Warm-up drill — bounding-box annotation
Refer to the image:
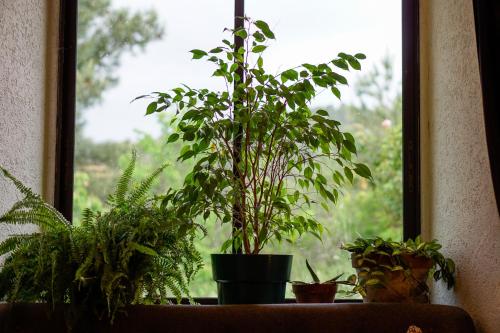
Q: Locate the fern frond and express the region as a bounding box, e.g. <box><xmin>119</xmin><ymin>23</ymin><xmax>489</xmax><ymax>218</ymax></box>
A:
<box><xmin>128</xmin><ymin>163</ymin><xmax>168</xmax><ymax>205</ymax></box>
<box><xmin>0</xmin><ymin>210</ymin><xmax>65</xmax><ymax>231</ymax></box>
<box><xmin>81</xmin><ymin>208</ymin><xmax>94</xmax><ymax>226</ymax></box>
<box><xmin>0</xmin><ymin>166</ymin><xmax>39</xmax><ymax>199</ymax></box>
<box><xmin>40</xmin><ymin>202</ymin><xmax>70</xmax><ymax>227</ymax></box>
<box><xmin>114</xmin><ymin>151</ymin><xmax>136</xmax><ymax>206</ymax></box>
<box><xmin>74</xmin><ymin>245</ymin><xmax>95</xmax><ymax>282</ymax></box>
<box><xmin>0</xmin><ymin>234</ymin><xmax>36</xmax><ymax>256</ymax></box>
<box><xmin>0</xmin><ymin>177</ymin><xmax>69</xmax><ymax>231</ymax></box>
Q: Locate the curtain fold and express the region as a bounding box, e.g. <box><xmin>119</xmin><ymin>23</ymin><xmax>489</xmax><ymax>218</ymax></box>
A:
<box><xmin>473</xmin><ymin>0</ymin><xmax>500</xmax><ymax>215</ymax></box>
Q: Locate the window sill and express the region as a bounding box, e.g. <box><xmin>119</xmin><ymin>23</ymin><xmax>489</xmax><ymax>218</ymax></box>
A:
<box><xmin>0</xmin><ymin>302</ymin><xmax>475</xmax><ymax>333</ymax></box>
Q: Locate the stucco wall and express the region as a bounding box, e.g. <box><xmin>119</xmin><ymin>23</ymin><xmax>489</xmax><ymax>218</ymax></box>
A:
<box><xmin>0</xmin><ymin>0</ymin><xmax>58</xmax><ymax>238</ymax></box>
<box><xmin>420</xmin><ymin>1</ymin><xmax>500</xmax><ymax>332</ymax></box>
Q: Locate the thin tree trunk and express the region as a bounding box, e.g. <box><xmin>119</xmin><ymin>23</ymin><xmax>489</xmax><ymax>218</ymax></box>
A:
<box><xmin>232</xmin><ymin>0</ymin><xmax>245</xmax><ymax>254</ymax></box>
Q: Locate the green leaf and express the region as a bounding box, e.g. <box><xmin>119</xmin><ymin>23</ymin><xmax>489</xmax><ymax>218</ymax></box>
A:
<box><xmin>316</xmin><ymin>174</ymin><xmax>327</xmax><ymax>184</ymax></box>
<box><xmin>281</xmin><ymin>69</ymin><xmax>299</xmax><ymax>82</ymax></box>
<box><xmin>306</xmin><ymin>259</ymin><xmax>321</xmax><ymax>283</ymax></box>
<box><xmin>347</xmin><ymin>274</ymin><xmax>357</xmax><ymax>284</ymax></box>
<box><xmin>183</xmin><ymin>131</ymin><xmax>195</xmax><ymax>141</ymax></box>
<box><xmin>209</xmin><ymin>47</ymin><xmax>223</xmax><ymax>53</ymax></box>
<box><xmin>344</xmin><ymin>167</ymin><xmax>354</xmax><ymax>184</ymax></box>
<box><xmin>254</xmin><ymin>20</ymin><xmax>275</xmax><ymax>39</ymax></box>
<box><xmin>330</xmin><ymin>72</ymin><xmax>348</xmax><ymax>85</ymax></box>
<box><xmin>167</xmin><ymin>133</ymin><xmax>180</xmax><ymax>143</ymax></box>
<box><xmin>304</xmin><ymin>167</ymin><xmax>313</xmax><ymax>179</ymax></box>
<box><xmin>347</xmin><ymin>57</ymin><xmax>361</xmax><ymax>70</ymax></box>
<box><xmin>234</xmin><ymin>29</ymin><xmax>248</xmax><ymax>39</ymax></box>
<box><xmin>179</xmin><ymin>145</ymin><xmax>191</xmax><ymax>157</ymax></box>
<box><xmin>365</xmin><ymin>278</ymin><xmax>381</xmax><ymax>286</ymax></box>
<box><xmin>220</xmin><ymin>239</ymin><xmax>233</xmax><ymax>253</ymax></box>
<box><xmin>230</xmin><ymin>63</ymin><xmax>239</xmax><ymax>73</ymax></box>
<box><xmin>252</xmin><ymin>45</ymin><xmax>267</xmax><ymax>53</ymax></box>
<box><xmin>257</xmin><ymin>57</ymin><xmax>264</xmax><ymax>68</ymax></box>
<box><xmin>446</xmin><ymin>258</ymin><xmax>455</xmax><ymax>273</ymax></box>
<box><xmin>343</xmin><ymin>139</ymin><xmax>357</xmax><ymax>154</ymax></box>
<box><xmin>332</xmin><ymin>59</ymin><xmax>349</xmax><ymax>70</ymax></box>
<box><xmin>331</xmin><ymin>87</ymin><xmax>341</xmax><ymax>99</ymax></box>
<box><xmin>354</xmin><ymin>163</ymin><xmax>372</xmax><ymax>179</ymax></box>
<box><xmin>344</xmin><ymin>132</ymin><xmax>355</xmax><ymax>144</ymax></box>
<box><xmin>128</xmin><ymin>242</ymin><xmax>158</xmax><ymax>256</ymax></box>
<box><xmin>253</xmin><ymin>31</ymin><xmax>265</xmax><ymax>42</ymax></box>
<box><xmin>145</xmin><ymin>102</ymin><xmax>157</xmax><ymax>115</ymax></box>
<box><xmin>190</xmin><ymin>49</ymin><xmax>207</xmax><ymax>59</ymax></box>
<box><xmin>316</xmin><ymin>109</ymin><xmax>329</xmax><ymax>117</ymax></box>
<box><xmin>354</xmin><ymin>53</ymin><xmax>366</xmax><ymax>59</ymax></box>
<box><xmin>325</xmin><ymin>273</ymin><xmax>343</xmax><ymax>283</ymax></box>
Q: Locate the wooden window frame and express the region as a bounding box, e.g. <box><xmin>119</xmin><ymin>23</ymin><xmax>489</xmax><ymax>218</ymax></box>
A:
<box><xmin>54</xmin><ymin>0</ymin><xmax>77</xmax><ymax>217</ymax></box>
<box><xmin>402</xmin><ymin>0</ymin><xmax>421</xmax><ymax>239</ymax></box>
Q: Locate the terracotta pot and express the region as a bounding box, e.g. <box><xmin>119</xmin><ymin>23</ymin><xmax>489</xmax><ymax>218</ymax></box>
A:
<box><xmin>292</xmin><ymin>283</ymin><xmax>337</xmax><ymax>303</ymax></box>
<box><xmin>351</xmin><ymin>253</ymin><xmax>433</xmax><ymax>303</ymax></box>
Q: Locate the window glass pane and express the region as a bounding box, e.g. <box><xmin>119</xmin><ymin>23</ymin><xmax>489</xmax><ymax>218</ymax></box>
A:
<box><xmin>74</xmin><ymin>0</ymin><xmax>402</xmax><ymax>297</ymax></box>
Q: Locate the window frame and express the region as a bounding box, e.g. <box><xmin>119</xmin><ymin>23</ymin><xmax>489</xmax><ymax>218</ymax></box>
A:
<box><xmin>54</xmin><ymin>0</ymin><xmax>77</xmax><ymax>218</ymax></box>
<box><xmin>402</xmin><ymin>0</ymin><xmax>421</xmax><ymax>239</ymax></box>
<box><xmin>55</xmin><ymin>0</ymin><xmax>420</xmax><ymax>260</ymax></box>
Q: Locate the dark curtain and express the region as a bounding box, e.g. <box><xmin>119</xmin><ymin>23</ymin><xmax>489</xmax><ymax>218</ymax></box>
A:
<box><xmin>473</xmin><ymin>0</ymin><xmax>500</xmax><ymax>215</ymax></box>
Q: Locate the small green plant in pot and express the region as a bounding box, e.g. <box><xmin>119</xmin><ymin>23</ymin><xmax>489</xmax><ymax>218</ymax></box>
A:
<box><xmin>291</xmin><ymin>260</ymin><xmax>356</xmax><ymax>303</ymax></box>
<box><xmin>341</xmin><ymin>236</ymin><xmax>455</xmax><ymax>303</ymax></box>
<box><xmin>143</xmin><ymin>17</ymin><xmax>371</xmax><ymax>304</ymax></box>
<box><xmin>0</xmin><ymin>153</ymin><xmax>203</xmax><ymax>330</ymax></box>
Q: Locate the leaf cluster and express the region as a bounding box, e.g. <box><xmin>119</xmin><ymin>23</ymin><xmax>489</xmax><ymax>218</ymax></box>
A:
<box><xmin>139</xmin><ymin>17</ymin><xmax>372</xmax><ymax>254</ymax></box>
<box><xmin>341</xmin><ymin>236</ymin><xmax>456</xmax><ymax>296</ymax></box>
<box><xmin>0</xmin><ymin>155</ymin><xmax>202</xmax><ymax>327</ymax></box>
<box><xmin>291</xmin><ymin>259</ymin><xmax>356</xmax><ymax>286</ymax></box>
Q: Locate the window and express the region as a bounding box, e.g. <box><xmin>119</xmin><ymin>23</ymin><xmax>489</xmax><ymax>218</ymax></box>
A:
<box><xmin>56</xmin><ymin>0</ymin><xmax>419</xmax><ymax>298</ymax></box>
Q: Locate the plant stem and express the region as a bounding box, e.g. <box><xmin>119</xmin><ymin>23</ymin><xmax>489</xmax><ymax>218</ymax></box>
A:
<box><xmin>232</xmin><ymin>0</ymin><xmax>245</xmax><ymax>254</ymax></box>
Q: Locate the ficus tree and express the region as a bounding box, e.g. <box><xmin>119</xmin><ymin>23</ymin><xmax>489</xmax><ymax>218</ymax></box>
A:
<box><xmin>141</xmin><ymin>18</ymin><xmax>372</xmax><ymax>254</ymax></box>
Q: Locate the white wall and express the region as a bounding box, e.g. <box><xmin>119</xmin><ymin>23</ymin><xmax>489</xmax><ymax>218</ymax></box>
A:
<box><xmin>420</xmin><ymin>1</ymin><xmax>500</xmax><ymax>332</ymax></box>
<box><xmin>0</xmin><ymin>0</ymin><xmax>58</xmax><ymax>237</ymax></box>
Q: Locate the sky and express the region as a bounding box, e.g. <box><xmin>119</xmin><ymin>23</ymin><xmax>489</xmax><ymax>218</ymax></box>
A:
<box><xmin>82</xmin><ymin>0</ymin><xmax>402</xmax><ymax>142</ymax></box>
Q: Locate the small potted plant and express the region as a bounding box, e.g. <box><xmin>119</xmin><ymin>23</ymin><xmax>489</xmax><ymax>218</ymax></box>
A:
<box><xmin>0</xmin><ymin>153</ymin><xmax>202</xmax><ymax>330</ymax></box>
<box><xmin>341</xmin><ymin>236</ymin><xmax>456</xmax><ymax>303</ymax></box>
<box><xmin>144</xmin><ymin>17</ymin><xmax>371</xmax><ymax>304</ymax></box>
<box><xmin>291</xmin><ymin>260</ymin><xmax>356</xmax><ymax>303</ymax></box>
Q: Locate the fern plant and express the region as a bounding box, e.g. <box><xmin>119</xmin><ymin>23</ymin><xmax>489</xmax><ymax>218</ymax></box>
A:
<box><xmin>0</xmin><ymin>152</ymin><xmax>203</xmax><ymax>328</ymax></box>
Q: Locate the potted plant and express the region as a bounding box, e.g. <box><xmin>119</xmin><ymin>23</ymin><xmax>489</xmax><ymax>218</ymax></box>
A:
<box><xmin>143</xmin><ymin>17</ymin><xmax>372</xmax><ymax>304</ymax></box>
<box><xmin>291</xmin><ymin>260</ymin><xmax>356</xmax><ymax>303</ymax></box>
<box><xmin>0</xmin><ymin>153</ymin><xmax>202</xmax><ymax>330</ymax></box>
<box><xmin>341</xmin><ymin>236</ymin><xmax>456</xmax><ymax>303</ymax></box>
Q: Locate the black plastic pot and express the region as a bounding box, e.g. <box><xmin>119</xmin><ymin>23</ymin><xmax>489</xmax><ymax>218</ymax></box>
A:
<box><xmin>211</xmin><ymin>254</ymin><xmax>293</xmax><ymax>304</ymax></box>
